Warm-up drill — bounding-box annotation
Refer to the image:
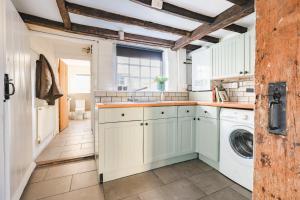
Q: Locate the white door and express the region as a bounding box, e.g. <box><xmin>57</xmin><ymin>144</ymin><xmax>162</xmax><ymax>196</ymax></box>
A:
<box><xmin>144</xmin><ymin>118</ymin><xmax>177</xmax><ymax>164</ymax></box>
<box><xmin>196</xmin><ymin>117</ymin><xmax>219</xmax><ymax>162</ymax></box>
<box><xmin>0</xmin><ymin>0</ymin><xmax>6</xmax><ymax>198</ymax></box>
<box><xmin>177</xmin><ymin>117</ymin><xmax>196</xmax><ymax>155</ymax></box>
<box><xmin>244</xmin><ymin>28</ymin><xmax>256</xmax><ymax>75</ymax></box>
<box><xmin>103</xmin><ymin>121</ymin><xmax>143</xmax><ymax>174</ymax></box>
<box><xmin>4</xmin><ymin>1</ymin><xmax>34</xmax><ymax>199</ymax></box>
<box><xmin>191</xmin><ymin>48</ymin><xmax>212</xmax><ymax>91</ymax></box>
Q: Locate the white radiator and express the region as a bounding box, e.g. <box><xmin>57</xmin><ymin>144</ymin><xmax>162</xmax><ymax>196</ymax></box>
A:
<box><xmin>37</xmin><ymin>106</ymin><xmax>56</xmax><ymax>143</ymax></box>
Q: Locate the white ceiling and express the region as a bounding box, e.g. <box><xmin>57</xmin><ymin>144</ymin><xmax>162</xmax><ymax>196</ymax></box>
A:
<box><xmin>11</xmin><ymin>0</ymin><xmax>256</xmax><ymax>47</ymax></box>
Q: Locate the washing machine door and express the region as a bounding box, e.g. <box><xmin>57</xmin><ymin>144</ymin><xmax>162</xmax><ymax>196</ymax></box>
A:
<box><xmin>229</xmin><ymin>129</ymin><xmax>253</xmax><ymax>159</ymax></box>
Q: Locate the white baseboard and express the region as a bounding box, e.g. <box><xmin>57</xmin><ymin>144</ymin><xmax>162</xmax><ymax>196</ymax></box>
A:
<box><xmin>103</xmin><ymin>153</ymin><xmax>198</xmax><ymax>182</ymax></box>
<box><xmin>12</xmin><ymin>162</ymin><xmax>36</xmax><ymax>200</ymax></box>
<box><xmin>198</xmin><ymin>154</ymin><xmax>219</xmax><ymax>170</ymax></box>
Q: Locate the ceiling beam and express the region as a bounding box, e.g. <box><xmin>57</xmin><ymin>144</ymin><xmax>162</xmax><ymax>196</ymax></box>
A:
<box><xmin>19</xmin><ymin>12</ymin><xmax>201</xmax><ymax>51</ymax></box>
<box><xmin>226</xmin><ymin>0</ymin><xmax>249</xmax><ymax>6</ymax></box>
<box><xmin>56</xmin><ymin>0</ymin><xmax>71</xmax><ymax>29</ymax></box>
<box><xmin>131</xmin><ymin>0</ymin><xmax>248</xmax><ymax>33</ymax></box>
<box><xmin>172</xmin><ymin>0</ymin><xmax>254</xmax><ymax>50</ymax></box>
<box><xmin>65</xmin><ymin>1</ymin><xmax>219</xmax><ymax>44</ymax></box>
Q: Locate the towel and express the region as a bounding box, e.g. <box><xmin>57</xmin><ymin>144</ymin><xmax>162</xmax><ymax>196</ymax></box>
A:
<box><xmin>36</xmin><ymin>54</ymin><xmax>63</xmax><ymax>105</ymax></box>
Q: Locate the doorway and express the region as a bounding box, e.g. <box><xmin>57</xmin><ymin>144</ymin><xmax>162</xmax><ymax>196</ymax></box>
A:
<box><xmin>35</xmin><ymin>58</ymin><xmax>93</xmax><ymax>165</ymax></box>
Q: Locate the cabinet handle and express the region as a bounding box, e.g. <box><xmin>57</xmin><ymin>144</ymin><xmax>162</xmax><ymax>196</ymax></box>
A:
<box><xmin>239</xmin><ymin>71</ymin><xmax>243</xmax><ymax>74</ymax></box>
<box><xmin>244</xmin><ymin>71</ymin><xmax>248</xmax><ymax>74</ymax></box>
<box><xmin>140</xmin><ymin>123</ymin><xmax>144</xmax><ymax>126</ymax></box>
<box><xmin>121</xmin><ymin>113</ymin><xmax>125</xmax><ymax>117</ymax></box>
<box><xmin>204</xmin><ymin>111</ymin><xmax>208</xmax><ymax>114</ymax></box>
<box><xmin>186</xmin><ymin>110</ymin><xmax>190</xmax><ymax>113</ymax></box>
<box><xmin>197</xmin><ymin>118</ymin><xmax>200</xmax><ymax>121</ymax></box>
<box><xmin>193</xmin><ymin>117</ymin><xmax>196</xmax><ymax>120</ymax></box>
<box><xmin>145</xmin><ymin>123</ymin><xmax>148</xmax><ymax>126</ymax></box>
<box><xmin>161</xmin><ymin>111</ymin><xmax>164</xmax><ymax>114</ymax></box>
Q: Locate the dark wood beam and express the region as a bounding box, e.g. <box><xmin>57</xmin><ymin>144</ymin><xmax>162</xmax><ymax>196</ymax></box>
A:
<box><xmin>65</xmin><ymin>1</ymin><xmax>219</xmax><ymax>44</ymax></box>
<box><xmin>226</xmin><ymin>0</ymin><xmax>249</xmax><ymax>6</ymax></box>
<box><xmin>131</xmin><ymin>0</ymin><xmax>248</xmax><ymax>33</ymax></box>
<box><xmin>56</xmin><ymin>0</ymin><xmax>71</xmax><ymax>29</ymax></box>
<box><xmin>19</xmin><ymin>13</ymin><xmax>202</xmax><ymax>50</ymax></box>
<box><xmin>172</xmin><ymin>0</ymin><xmax>254</xmax><ymax>50</ymax></box>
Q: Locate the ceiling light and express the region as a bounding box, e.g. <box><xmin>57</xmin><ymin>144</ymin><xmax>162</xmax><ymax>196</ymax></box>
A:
<box><xmin>151</xmin><ymin>0</ymin><xmax>163</xmax><ymax>9</ymax></box>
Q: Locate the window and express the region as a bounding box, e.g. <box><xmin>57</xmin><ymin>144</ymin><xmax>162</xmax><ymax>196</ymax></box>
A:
<box><xmin>116</xmin><ymin>45</ymin><xmax>163</xmax><ymax>91</ymax></box>
<box><xmin>69</xmin><ymin>74</ymin><xmax>90</xmax><ymax>94</ymax></box>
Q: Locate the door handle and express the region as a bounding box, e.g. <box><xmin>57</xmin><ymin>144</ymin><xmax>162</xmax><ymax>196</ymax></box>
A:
<box><xmin>4</xmin><ymin>74</ymin><xmax>16</xmax><ymax>101</ymax></box>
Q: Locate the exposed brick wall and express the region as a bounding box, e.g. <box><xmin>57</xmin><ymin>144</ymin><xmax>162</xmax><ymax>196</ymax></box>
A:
<box><xmin>212</xmin><ymin>76</ymin><xmax>255</xmax><ymax>103</ymax></box>
<box><xmin>94</xmin><ymin>91</ymin><xmax>189</xmax><ymax>103</ymax></box>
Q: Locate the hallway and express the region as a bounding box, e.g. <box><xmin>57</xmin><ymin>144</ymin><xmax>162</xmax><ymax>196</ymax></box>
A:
<box><xmin>36</xmin><ymin>120</ymin><xmax>94</xmax><ymax>165</ymax></box>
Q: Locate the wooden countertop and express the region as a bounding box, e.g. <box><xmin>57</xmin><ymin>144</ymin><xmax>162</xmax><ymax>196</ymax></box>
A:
<box><xmin>96</xmin><ymin>101</ymin><xmax>254</xmax><ymax>110</ymax></box>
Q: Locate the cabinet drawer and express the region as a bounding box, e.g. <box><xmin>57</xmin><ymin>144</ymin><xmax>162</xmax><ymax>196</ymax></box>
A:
<box><xmin>178</xmin><ymin>106</ymin><xmax>196</xmax><ymax>117</ymax></box>
<box><xmin>144</xmin><ymin>106</ymin><xmax>177</xmax><ymax>120</ymax></box>
<box><xmin>99</xmin><ymin>108</ymin><xmax>143</xmax><ymax>123</ymax></box>
<box><xmin>196</xmin><ymin>106</ymin><xmax>219</xmax><ymax>119</ymax></box>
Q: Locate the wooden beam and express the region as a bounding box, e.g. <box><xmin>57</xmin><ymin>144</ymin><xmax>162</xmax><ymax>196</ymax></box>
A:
<box><xmin>131</xmin><ymin>0</ymin><xmax>248</xmax><ymax>33</ymax></box>
<box><xmin>65</xmin><ymin>1</ymin><xmax>219</xmax><ymax>44</ymax></box>
<box><xmin>19</xmin><ymin>13</ymin><xmax>202</xmax><ymax>50</ymax></box>
<box><xmin>172</xmin><ymin>0</ymin><xmax>254</xmax><ymax>50</ymax></box>
<box><xmin>226</xmin><ymin>0</ymin><xmax>249</xmax><ymax>6</ymax></box>
<box><xmin>56</xmin><ymin>0</ymin><xmax>71</xmax><ymax>29</ymax></box>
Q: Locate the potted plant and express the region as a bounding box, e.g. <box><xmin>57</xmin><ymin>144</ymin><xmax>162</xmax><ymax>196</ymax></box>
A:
<box><xmin>155</xmin><ymin>76</ymin><xmax>168</xmax><ymax>101</ymax></box>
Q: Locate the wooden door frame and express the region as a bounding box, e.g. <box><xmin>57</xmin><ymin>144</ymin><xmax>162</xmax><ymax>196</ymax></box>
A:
<box><xmin>58</xmin><ymin>59</ymin><xmax>69</xmax><ymax>132</ymax></box>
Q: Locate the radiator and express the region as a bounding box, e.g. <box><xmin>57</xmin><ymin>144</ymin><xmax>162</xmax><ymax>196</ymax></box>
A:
<box><xmin>37</xmin><ymin>106</ymin><xmax>56</xmax><ymax>143</ymax></box>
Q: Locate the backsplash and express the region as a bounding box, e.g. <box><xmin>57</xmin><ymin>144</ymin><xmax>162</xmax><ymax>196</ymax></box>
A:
<box><xmin>212</xmin><ymin>76</ymin><xmax>255</xmax><ymax>103</ymax></box>
<box><xmin>94</xmin><ymin>91</ymin><xmax>189</xmax><ymax>103</ymax></box>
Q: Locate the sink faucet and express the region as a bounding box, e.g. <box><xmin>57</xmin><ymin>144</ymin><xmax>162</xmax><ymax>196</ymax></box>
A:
<box><xmin>128</xmin><ymin>86</ymin><xmax>148</xmax><ymax>102</ymax></box>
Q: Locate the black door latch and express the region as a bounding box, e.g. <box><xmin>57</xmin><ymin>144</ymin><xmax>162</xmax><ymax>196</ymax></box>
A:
<box><xmin>4</xmin><ymin>73</ymin><xmax>15</xmax><ymax>102</ymax></box>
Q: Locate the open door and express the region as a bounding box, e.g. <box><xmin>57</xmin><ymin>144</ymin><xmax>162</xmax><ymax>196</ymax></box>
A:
<box><xmin>59</xmin><ymin>59</ymin><xmax>69</xmax><ymax>132</ymax></box>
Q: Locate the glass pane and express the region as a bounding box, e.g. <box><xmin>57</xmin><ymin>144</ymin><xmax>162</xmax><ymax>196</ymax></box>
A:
<box><xmin>141</xmin><ymin>58</ymin><xmax>150</xmax><ymax>66</ymax></box>
<box><xmin>117</xmin><ymin>64</ymin><xmax>128</xmax><ymax>75</ymax></box>
<box><xmin>141</xmin><ymin>78</ymin><xmax>150</xmax><ymax>88</ymax></box>
<box><xmin>229</xmin><ymin>129</ymin><xmax>253</xmax><ymax>159</ymax></box>
<box><xmin>129</xmin><ymin>77</ymin><xmax>140</xmax><ymax>89</ymax></box>
<box><xmin>130</xmin><ymin>66</ymin><xmax>140</xmax><ymax>77</ymax></box>
<box><xmin>130</xmin><ymin>57</ymin><xmax>140</xmax><ymax>65</ymax></box>
<box><xmin>151</xmin><ymin>67</ymin><xmax>161</xmax><ymax>78</ymax></box>
<box><xmin>151</xmin><ymin>82</ymin><xmax>158</xmax><ymax>91</ymax></box>
<box><xmin>141</xmin><ymin>67</ymin><xmax>150</xmax><ymax>78</ymax></box>
<box><xmin>117</xmin><ymin>56</ymin><xmax>129</xmax><ymax>64</ymax></box>
<box><xmin>151</xmin><ymin>59</ymin><xmax>161</xmax><ymax>67</ymax></box>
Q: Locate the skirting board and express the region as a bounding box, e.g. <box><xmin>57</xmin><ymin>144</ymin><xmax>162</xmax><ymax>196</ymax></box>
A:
<box><xmin>198</xmin><ymin>154</ymin><xmax>219</xmax><ymax>170</ymax></box>
<box><xmin>102</xmin><ymin>153</ymin><xmax>198</xmax><ymax>182</ymax></box>
<box><xmin>12</xmin><ymin>162</ymin><xmax>36</xmax><ymax>200</ymax></box>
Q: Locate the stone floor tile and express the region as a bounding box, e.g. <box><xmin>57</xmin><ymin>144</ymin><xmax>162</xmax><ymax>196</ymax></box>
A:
<box><xmin>189</xmin><ymin>170</ymin><xmax>234</xmax><ymax>195</ymax></box>
<box><xmin>172</xmin><ymin>160</ymin><xmax>205</xmax><ymax>178</ymax></box>
<box><xmin>200</xmin><ymin>188</ymin><xmax>249</xmax><ymax>200</ymax></box>
<box><xmin>71</xmin><ymin>170</ymin><xmax>98</xmax><ymax>191</ymax></box>
<box><xmin>21</xmin><ymin>176</ymin><xmax>72</xmax><ymax>200</ymax></box>
<box><xmin>29</xmin><ymin>167</ymin><xmax>49</xmax><ymax>184</ymax></box>
<box><xmin>230</xmin><ymin>183</ymin><xmax>252</xmax><ymax>199</ymax></box>
<box><xmin>153</xmin><ymin>166</ymin><xmax>182</xmax><ymax>184</ymax></box>
<box><xmin>139</xmin><ymin>187</ymin><xmax>168</xmax><ymax>200</ymax></box>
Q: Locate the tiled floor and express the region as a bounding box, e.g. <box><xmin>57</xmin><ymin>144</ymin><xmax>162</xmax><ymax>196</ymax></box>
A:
<box><xmin>23</xmin><ymin>159</ymin><xmax>252</xmax><ymax>200</ymax></box>
<box><xmin>36</xmin><ymin>120</ymin><xmax>94</xmax><ymax>164</ymax></box>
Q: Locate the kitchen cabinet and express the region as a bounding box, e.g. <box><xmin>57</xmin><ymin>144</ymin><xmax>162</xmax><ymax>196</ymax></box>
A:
<box><xmin>101</xmin><ymin>121</ymin><xmax>143</xmax><ymax>175</ymax></box>
<box><xmin>212</xmin><ymin>34</ymin><xmax>245</xmax><ymax>79</ymax></box>
<box><xmin>177</xmin><ymin>117</ymin><xmax>196</xmax><ymax>155</ymax></box>
<box><xmin>144</xmin><ymin>118</ymin><xmax>177</xmax><ymax>164</ymax></box>
<box><xmin>191</xmin><ymin>48</ymin><xmax>212</xmax><ymax>91</ymax></box>
<box><xmin>244</xmin><ymin>28</ymin><xmax>256</xmax><ymax>76</ymax></box>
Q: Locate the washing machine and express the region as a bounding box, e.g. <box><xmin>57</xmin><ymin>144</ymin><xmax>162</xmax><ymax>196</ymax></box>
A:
<box><xmin>219</xmin><ymin>108</ymin><xmax>254</xmax><ymax>191</ymax></box>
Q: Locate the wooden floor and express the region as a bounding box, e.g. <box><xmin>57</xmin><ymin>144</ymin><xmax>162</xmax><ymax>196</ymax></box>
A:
<box><xmin>21</xmin><ymin>159</ymin><xmax>251</xmax><ymax>200</ymax></box>
<box><xmin>36</xmin><ymin>120</ymin><xmax>94</xmax><ymax>165</ymax></box>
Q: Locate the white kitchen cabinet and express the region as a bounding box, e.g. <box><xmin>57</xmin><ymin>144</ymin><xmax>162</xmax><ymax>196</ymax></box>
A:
<box><xmin>212</xmin><ymin>34</ymin><xmax>245</xmax><ymax>79</ymax></box>
<box><xmin>244</xmin><ymin>28</ymin><xmax>256</xmax><ymax>76</ymax></box>
<box><xmin>196</xmin><ymin>117</ymin><xmax>219</xmax><ymax>162</ymax></box>
<box><xmin>191</xmin><ymin>48</ymin><xmax>212</xmax><ymax>91</ymax></box>
<box><xmin>178</xmin><ymin>117</ymin><xmax>196</xmax><ymax>155</ymax></box>
<box><xmin>101</xmin><ymin>121</ymin><xmax>144</xmax><ymax>175</ymax></box>
<box><xmin>144</xmin><ymin>118</ymin><xmax>177</xmax><ymax>164</ymax></box>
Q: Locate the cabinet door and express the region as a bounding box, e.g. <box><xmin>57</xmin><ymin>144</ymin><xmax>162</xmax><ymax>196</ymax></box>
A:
<box><xmin>192</xmin><ymin>48</ymin><xmax>212</xmax><ymax>91</ymax></box>
<box><xmin>196</xmin><ymin>117</ymin><xmax>219</xmax><ymax>162</ymax></box>
<box><xmin>102</xmin><ymin>121</ymin><xmax>143</xmax><ymax>173</ymax></box>
<box><xmin>144</xmin><ymin>118</ymin><xmax>177</xmax><ymax>164</ymax></box>
<box><xmin>178</xmin><ymin>117</ymin><xmax>196</xmax><ymax>155</ymax></box>
<box><xmin>244</xmin><ymin>28</ymin><xmax>256</xmax><ymax>75</ymax></box>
